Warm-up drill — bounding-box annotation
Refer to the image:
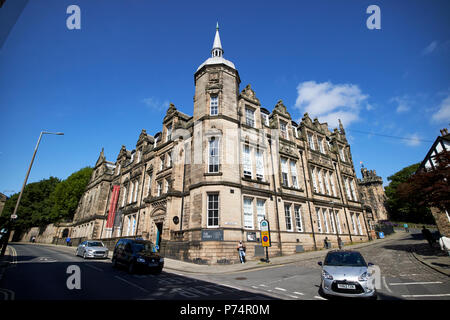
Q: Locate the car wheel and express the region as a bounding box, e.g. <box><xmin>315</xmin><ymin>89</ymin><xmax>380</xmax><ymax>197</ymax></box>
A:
<box><xmin>153</xmin><ymin>266</ymin><xmax>163</xmax><ymax>275</ymax></box>
<box><xmin>111</xmin><ymin>258</ymin><xmax>117</xmax><ymax>268</ymax></box>
<box><xmin>83</xmin><ymin>251</ymin><xmax>87</xmax><ymax>259</ymax></box>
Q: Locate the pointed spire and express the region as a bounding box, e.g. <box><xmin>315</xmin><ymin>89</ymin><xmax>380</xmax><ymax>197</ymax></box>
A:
<box><xmin>211</xmin><ymin>22</ymin><xmax>223</xmax><ymax>58</ymax></box>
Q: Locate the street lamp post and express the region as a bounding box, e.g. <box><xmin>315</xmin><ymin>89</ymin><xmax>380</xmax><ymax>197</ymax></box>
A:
<box><xmin>0</xmin><ymin>131</ymin><xmax>64</xmax><ymax>257</ymax></box>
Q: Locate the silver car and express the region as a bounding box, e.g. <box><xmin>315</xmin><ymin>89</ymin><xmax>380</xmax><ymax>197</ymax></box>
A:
<box><xmin>76</xmin><ymin>241</ymin><xmax>109</xmax><ymax>259</ymax></box>
<box><xmin>318</xmin><ymin>250</ymin><xmax>377</xmax><ymax>299</ymax></box>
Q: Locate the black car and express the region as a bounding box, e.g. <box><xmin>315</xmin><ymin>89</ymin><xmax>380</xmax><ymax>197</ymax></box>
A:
<box><xmin>112</xmin><ymin>238</ymin><xmax>164</xmax><ymax>274</ymax></box>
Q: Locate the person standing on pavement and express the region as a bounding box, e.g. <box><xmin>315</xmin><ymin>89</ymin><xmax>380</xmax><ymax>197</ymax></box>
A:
<box><xmin>66</xmin><ymin>237</ymin><xmax>71</xmax><ymax>246</ymax></box>
<box><xmin>237</xmin><ymin>241</ymin><xmax>246</xmax><ymax>263</ymax></box>
<box><xmin>337</xmin><ymin>237</ymin><xmax>343</xmax><ymax>250</ymax></box>
<box><xmin>421</xmin><ymin>226</ymin><xmax>434</xmax><ymax>248</ymax></box>
<box><xmin>324</xmin><ymin>237</ymin><xmax>329</xmax><ymax>249</ymax></box>
<box><xmin>404</xmin><ymin>223</ymin><xmax>409</xmax><ymax>233</ymax></box>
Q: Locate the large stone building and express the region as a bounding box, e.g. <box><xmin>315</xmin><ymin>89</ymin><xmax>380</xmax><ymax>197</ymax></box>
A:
<box><xmin>357</xmin><ymin>167</ymin><xmax>389</xmax><ymax>229</ymax></box>
<box><xmin>67</xmin><ymin>25</ymin><xmax>374</xmax><ymax>264</ymax></box>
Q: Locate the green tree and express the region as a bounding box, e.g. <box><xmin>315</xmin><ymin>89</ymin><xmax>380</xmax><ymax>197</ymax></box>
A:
<box><xmin>385</xmin><ymin>163</ymin><xmax>434</xmax><ymax>224</ymax></box>
<box><xmin>1</xmin><ymin>177</ymin><xmax>61</xmax><ymax>230</ymax></box>
<box><xmin>46</xmin><ymin>167</ymin><xmax>93</xmax><ymax>222</ymax></box>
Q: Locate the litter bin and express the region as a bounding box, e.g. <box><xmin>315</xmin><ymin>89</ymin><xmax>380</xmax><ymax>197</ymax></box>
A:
<box><xmin>378</xmin><ymin>232</ymin><xmax>385</xmax><ymax>239</ymax></box>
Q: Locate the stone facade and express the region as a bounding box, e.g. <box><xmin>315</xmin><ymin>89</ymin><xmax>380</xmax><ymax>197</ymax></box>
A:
<box><xmin>357</xmin><ymin>168</ymin><xmax>388</xmax><ymax>229</ymax></box>
<box><xmin>0</xmin><ymin>193</ymin><xmax>6</xmax><ymax>216</ymax></box>
<box><xmin>57</xmin><ymin>26</ymin><xmax>376</xmax><ymax>264</ymax></box>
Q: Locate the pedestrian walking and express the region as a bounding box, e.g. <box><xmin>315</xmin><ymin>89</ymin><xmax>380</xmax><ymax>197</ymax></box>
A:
<box><xmin>66</xmin><ymin>237</ymin><xmax>71</xmax><ymax>246</ymax></box>
<box><xmin>421</xmin><ymin>226</ymin><xmax>434</xmax><ymax>248</ymax></box>
<box><xmin>324</xmin><ymin>237</ymin><xmax>330</xmax><ymax>249</ymax></box>
<box><xmin>237</xmin><ymin>241</ymin><xmax>246</xmax><ymax>263</ymax></box>
<box><xmin>404</xmin><ymin>223</ymin><xmax>409</xmax><ymax>233</ymax></box>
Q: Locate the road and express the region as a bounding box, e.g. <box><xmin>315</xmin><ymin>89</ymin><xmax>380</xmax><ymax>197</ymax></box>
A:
<box><xmin>0</xmin><ymin>230</ymin><xmax>449</xmax><ymax>300</ymax></box>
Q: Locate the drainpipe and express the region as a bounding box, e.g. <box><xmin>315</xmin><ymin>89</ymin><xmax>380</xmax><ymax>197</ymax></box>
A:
<box><xmin>180</xmin><ymin>141</ymin><xmax>187</xmax><ymax>232</ymax></box>
<box><xmin>299</xmin><ymin>150</ymin><xmax>317</xmax><ymax>250</ymax></box>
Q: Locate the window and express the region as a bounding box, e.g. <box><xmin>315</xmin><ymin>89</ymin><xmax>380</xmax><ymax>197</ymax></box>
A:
<box><xmin>126</xmin><ymin>216</ymin><xmax>131</xmax><ymax>236</ymax></box>
<box><xmin>284</xmin><ymin>204</ymin><xmax>293</xmax><ymax>231</ymax></box>
<box><xmin>157</xmin><ymin>181</ymin><xmax>162</xmax><ymax>197</ymax></box>
<box><xmin>160</xmin><ymin>155</ymin><xmax>165</xmax><ymax>171</ymax></box>
<box><xmin>256</xmin><ymin>199</ymin><xmax>266</xmax><ymax>229</ymax></box>
<box><xmin>165</xmin><ymin>178</ymin><xmax>170</xmax><ymax>193</ymax></box>
<box><xmin>350</xmin><ymin>213</ymin><xmax>357</xmax><ymax>235</ymax></box>
<box><xmin>166</xmin><ymin>124</ymin><xmax>172</xmax><ymax>142</ymax></box>
<box><xmin>329</xmin><ymin>172</ymin><xmax>337</xmax><ymax>197</ymax></box>
<box><xmin>281</xmin><ymin>157</ymin><xmax>289</xmax><ymax>187</ymax></box>
<box><xmin>322</xmin><ymin>208</ymin><xmax>329</xmax><ymax>233</ymax></box>
<box><xmin>243</xmin><ymin>198</ymin><xmax>254</xmax><ymax>229</ymax></box>
<box><xmin>308</xmin><ymin>133</ymin><xmax>315</xmax><ymax>150</ymax></box>
<box><xmin>339</xmin><ymin>146</ymin><xmax>346</xmax><ymax>162</ymax></box>
<box><xmin>243</xmin><ymin>145</ymin><xmax>252</xmax><ymax>178</ymax></box>
<box><xmin>318</xmin><ymin>137</ymin><xmax>325</xmax><ymax>154</ymax></box>
<box><xmin>262</xmin><ymin>113</ymin><xmax>269</xmax><ymax>126</ymax></box>
<box><xmin>294</xmin><ymin>205</ymin><xmax>303</xmax><ymax>232</ymax></box>
<box><xmin>324</xmin><ymin>171</ymin><xmax>331</xmax><ymax>195</ymax></box>
<box><xmin>280</xmin><ymin>121</ymin><xmax>287</xmax><ymax>139</ymax></box>
<box><xmin>131</xmin><ymin>215</ymin><xmax>137</xmax><ymax>235</ymax></box>
<box><xmin>311</xmin><ymin>167</ymin><xmax>318</xmax><ymax>192</ymax></box>
<box><xmin>207</xmin><ymin>194</ymin><xmax>219</xmax><ymax>227</ymax></box>
<box><xmin>334</xmin><ymin>210</ymin><xmax>342</xmax><ymax>234</ymax></box>
<box><xmin>245</xmin><ymin>107</ymin><xmax>255</xmax><ymax>127</ymax></box>
<box><xmin>255</xmin><ymin>149</ymin><xmax>264</xmax><ymax>181</ymax></box>
<box><xmin>133</xmin><ymin>181</ymin><xmax>139</xmax><ymax>202</ymax></box>
<box><xmin>317</xmin><ymin>168</ymin><xmax>324</xmax><ymax>194</ymax></box>
<box><xmin>316</xmin><ymin>208</ymin><xmax>322</xmax><ymax>233</ymax></box>
<box><xmin>290</xmin><ymin>161</ymin><xmax>298</xmax><ymax>188</ymax></box>
<box><xmin>344</xmin><ymin>177</ymin><xmax>352</xmax><ymax>200</ymax></box>
<box><xmin>328</xmin><ymin>209</ymin><xmax>336</xmax><ymax>234</ymax></box>
<box><xmin>356</xmin><ymin>213</ymin><xmax>363</xmax><ymax>235</ymax></box>
<box><xmin>293</xmin><ymin>126</ymin><xmax>298</xmax><ymax>138</ymax></box>
<box><xmin>129</xmin><ymin>182</ymin><xmax>135</xmax><ymax>204</ymax></box>
<box><xmin>168</xmin><ymin>152</ymin><xmax>173</xmax><ymax>168</ymax></box>
<box><xmin>209</xmin><ymin>137</ymin><xmax>219</xmax><ymax>173</ymax></box>
<box><xmin>350</xmin><ymin>178</ymin><xmax>358</xmax><ymax>201</ymax></box>
<box><xmin>137</xmin><ymin>150</ymin><xmax>141</xmax><ymax>163</ymax></box>
<box><xmin>116</xmin><ymin>163</ymin><xmax>121</xmax><ymax>176</ymax></box>
<box><xmin>210</xmin><ymin>96</ymin><xmax>218</xmax><ymax>116</ymax></box>
<box><xmin>121</xmin><ymin>186</ymin><xmax>127</xmax><ymax>207</ymax></box>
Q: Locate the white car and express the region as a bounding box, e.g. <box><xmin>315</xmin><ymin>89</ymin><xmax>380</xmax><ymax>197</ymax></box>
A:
<box><xmin>76</xmin><ymin>241</ymin><xmax>109</xmax><ymax>259</ymax></box>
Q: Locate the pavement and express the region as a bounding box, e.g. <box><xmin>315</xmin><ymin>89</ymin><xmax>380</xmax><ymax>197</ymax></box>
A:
<box><xmin>0</xmin><ymin>246</ymin><xmax>12</xmax><ymax>281</ymax></box>
<box><xmin>1</xmin><ymin>230</ymin><xmax>448</xmax><ymax>277</ymax></box>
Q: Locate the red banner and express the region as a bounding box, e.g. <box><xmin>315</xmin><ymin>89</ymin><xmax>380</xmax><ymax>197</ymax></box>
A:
<box><xmin>106</xmin><ymin>185</ymin><xmax>120</xmax><ymax>228</ymax></box>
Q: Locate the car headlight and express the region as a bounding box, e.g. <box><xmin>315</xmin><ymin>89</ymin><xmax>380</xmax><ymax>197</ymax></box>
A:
<box><xmin>322</xmin><ymin>269</ymin><xmax>333</xmax><ymax>280</ymax></box>
<box><xmin>358</xmin><ymin>271</ymin><xmax>370</xmax><ymax>281</ymax></box>
<box><xmin>87</xmin><ymin>249</ymin><xmax>94</xmax><ymax>253</ymax></box>
<box><xmin>159</xmin><ymin>258</ymin><xmax>164</xmax><ymax>263</ymax></box>
<box><xmin>137</xmin><ymin>257</ymin><xmax>146</xmax><ymax>263</ymax></box>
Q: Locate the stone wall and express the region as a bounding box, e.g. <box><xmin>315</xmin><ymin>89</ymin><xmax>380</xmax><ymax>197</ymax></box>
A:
<box><xmin>431</xmin><ymin>207</ymin><xmax>450</xmax><ymax>237</ymax></box>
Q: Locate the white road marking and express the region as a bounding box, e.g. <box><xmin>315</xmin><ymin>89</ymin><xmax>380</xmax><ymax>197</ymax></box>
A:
<box><xmin>114</xmin><ymin>276</ymin><xmax>149</xmax><ymax>293</ymax></box>
<box><xmin>293</xmin><ymin>291</ymin><xmax>304</xmax><ymax>295</ymax></box>
<box><xmin>382</xmin><ymin>276</ymin><xmax>393</xmax><ymax>294</ymax></box>
<box><xmin>219</xmin><ymin>283</ymin><xmax>242</xmax><ymax>291</ymax></box>
<box><xmin>275</xmin><ymin>287</ymin><xmax>286</xmax><ymax>291</ymax></box>
<box><xmin>314</xmin><ymin>295</ymin><xmax>327</xmax><ymax>300</ymax></box>
<box><xmin>389</xmin><ymin>281</ymin><xmax>443</xmax><ymax>286</ymax></box>
<box><xmin>287</xmin><ymin>295</ymin><xmax>299</xmax><ymax>299</ymax></box>
<box><xmin>402</xmin><ymin>293</ymin><xmax>450</xmax><ymax>298</ymax></box>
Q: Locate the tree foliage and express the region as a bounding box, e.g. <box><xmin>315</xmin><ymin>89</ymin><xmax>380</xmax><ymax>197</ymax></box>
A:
<box><xmin>397</xmin><ymin>150</ymin><xmax>450</xmax><ymax>214</ymax></box>
<box><xmin>0</xmin><ymin>167</ymin><xmax>92</xmax><ymax>230</ymax></box>
<box><xmin>384</xmin><ymin>163</ymin><xmax>434</xmax><ymax>224</ymax></box>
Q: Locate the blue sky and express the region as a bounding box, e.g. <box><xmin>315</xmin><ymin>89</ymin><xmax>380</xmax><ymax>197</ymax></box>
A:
<box><xmin>0</xmin><ymin>0</ymin><xmax>449</xmax><ymax>196</ymax></box>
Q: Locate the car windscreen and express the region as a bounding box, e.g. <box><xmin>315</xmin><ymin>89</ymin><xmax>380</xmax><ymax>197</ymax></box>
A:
<box><xmin>87</xmin><ymin>242</ymin><xmax>104</xmax><ymax>247</ymax></box>
<box><xmin>133</xmin><ymin>242</ymin><xmax>157</xmax><ymax>253</ymax></box>
<box><xmin>324</xmin><ymin>252</ymin><xmax>367</xmax><ymax>267</ymax></box>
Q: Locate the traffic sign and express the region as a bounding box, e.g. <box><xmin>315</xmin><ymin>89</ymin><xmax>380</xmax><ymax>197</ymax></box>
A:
<box><xmin>260</xmin><ymin>219</ymin><xmax>271</xmax><ymax>247</ymax></box>
<box><xmin>10</xmin><ymin>214</ymin><xmax>17</xmax><ymax>219</ymax></box>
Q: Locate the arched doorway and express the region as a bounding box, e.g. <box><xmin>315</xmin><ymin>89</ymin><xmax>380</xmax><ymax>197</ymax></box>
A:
<box><xmin>150</xmin><ymin>207</ymin><xmax>166</xmax><ymax>250</ymax></box>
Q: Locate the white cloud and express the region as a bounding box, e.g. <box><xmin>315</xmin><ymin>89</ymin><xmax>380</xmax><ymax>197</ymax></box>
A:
<box><xmin>294</xmin><ymin>81</ymin><xmax>370</xmax><ymax>128</ymax></box>
<box><xmin>422</xmin><ymin>41</ymin><xmax>438</xmax><ymax>56</ymax></box>
<box><xmin>431</xmin><ymin>94</ymin><xmax>450</xmax><ymax>123</ymax></box>
<box><xmin>141</xmin><ymin>97</ymin><xmax>169</xmax><ymax>111</ymax></box>
<box><xmin>405</xmin><ymin>133</ymin><xmax>421</xmax><ymax>147</ymax></box>
<box><xmin>390</xmin><ymin>95</ymin><xmax>411</xmax><ymax>113</ymax></box>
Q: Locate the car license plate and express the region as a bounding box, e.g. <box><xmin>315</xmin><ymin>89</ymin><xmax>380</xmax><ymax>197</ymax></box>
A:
<box><xmin>337</xmin><ymin>284</ymin><xmax>356</xmax><ymax>289</ymax></box>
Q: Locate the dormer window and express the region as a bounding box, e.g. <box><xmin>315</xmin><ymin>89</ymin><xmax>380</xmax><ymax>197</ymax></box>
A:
<box><xmin>210</xmin><ymin>95</ymin><xmax>218</xmax><ymax>116</ymax></box>
<box><xmin>307</xmin><ymin>133</ymin><xmax>315</xmax><ymax>150</ymax></box>
<box><xmin>166</xmin><ymin>124</ymin><xmax>172</xmax><ymax>142</ymax></box>
<box><xmin>280</xmin><ymin>121</ymin><xmax>287</xmax><ymax>139</ymax></box>
<box><xmin>245</xmin><ymin>107</ymin><xmax>255</xmax><ymax>127</ymax></box>
<box><xmin>262</xmin><ymin>113</ymin><xmax>269</xmax><ymax>126</ymax></box>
